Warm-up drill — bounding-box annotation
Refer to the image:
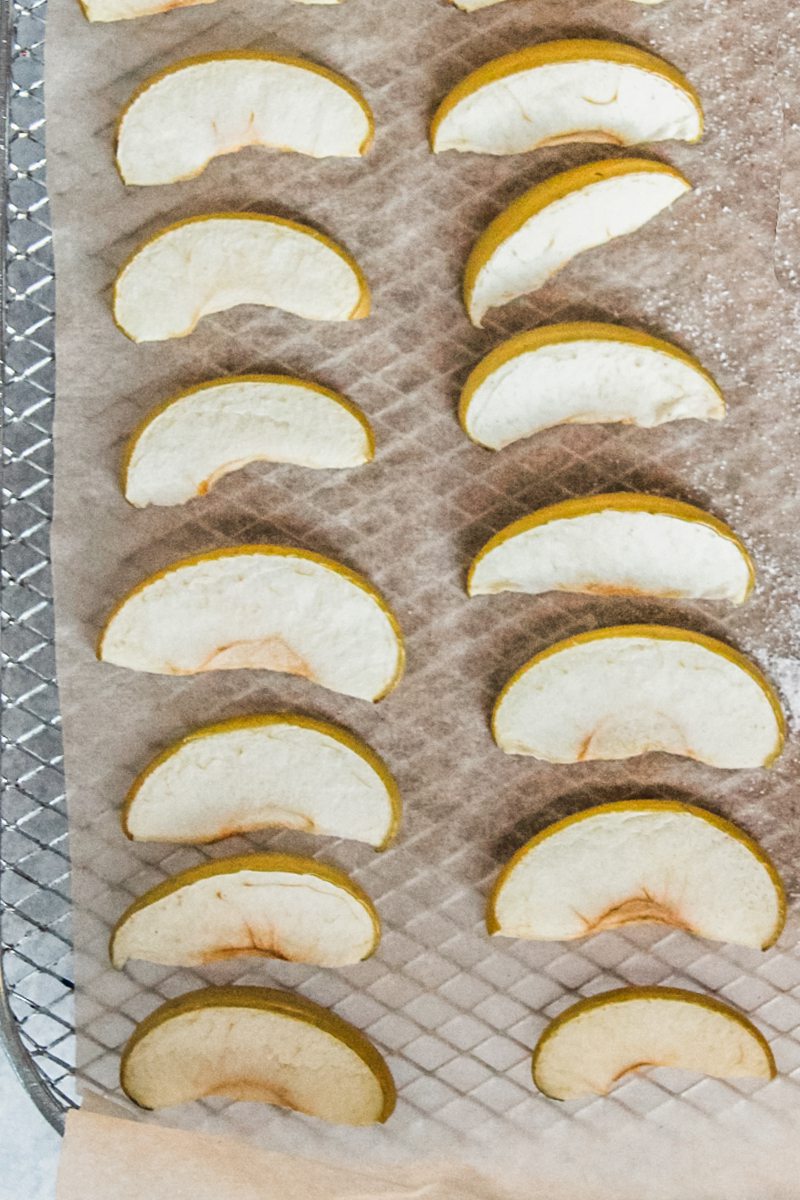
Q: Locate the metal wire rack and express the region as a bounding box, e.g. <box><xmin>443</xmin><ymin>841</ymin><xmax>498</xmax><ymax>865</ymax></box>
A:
<box><xmin>1</xmin><ymin>0</ymin><xmax>75</xmax><ymax>1133</ymax></box>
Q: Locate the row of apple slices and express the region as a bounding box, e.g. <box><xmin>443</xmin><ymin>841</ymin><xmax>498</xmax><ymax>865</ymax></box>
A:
<box><xmin>112</xmin><ymin>176</ymin><xmax>692</xmax><ymax>339</ymax></box>
<box><xmin>112</xmin><ymin>801</ymin><xmax>784</xmax><ymax>968</ymax></box>
<box><xmin>114</xmin><ymin>44</ymin><xmax>701</xmax><ymax>187</ymax></box>
<box><xmin>110</xmin><ymin>43</ymin><xmax>701</xmax><ymax>337</ymax></box>
<box><xmin>115</xmin><ymin>794</ymin><xmax>780</xmax><ymax>1119</ymax></box>
<box><xmin>97</xmin><ymin>537</ymin><xmax>784</xmax><ymax>768</ymax></box>
<box><xmin>123</xmin><ymin>330</ymin><xmax>722</xmax><ymax>508</ymax></box>
<box><xmin>119</xmin><ymin>983</ymin><xmax>774</xmax><ymax>1117</ymax></box>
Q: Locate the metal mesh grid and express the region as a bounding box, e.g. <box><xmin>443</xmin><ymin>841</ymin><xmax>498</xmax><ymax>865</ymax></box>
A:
<box><xmin>0</xmin><ymin>0</ymin><xmax>75</xmax><ymax>1133</ymax></box>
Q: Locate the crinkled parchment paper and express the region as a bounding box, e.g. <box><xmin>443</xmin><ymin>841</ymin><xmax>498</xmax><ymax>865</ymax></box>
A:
<box><xmin>46</xmin><ymin>0</ymin><xmax>800</xmax><ymax>1192</ymax></box>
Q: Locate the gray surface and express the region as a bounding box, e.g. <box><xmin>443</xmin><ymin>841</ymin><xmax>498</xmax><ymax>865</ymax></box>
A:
<box><xmin>0</xmin><ymin>1048</ymin><xmax>59</xmax><ymax>1199</ymax></box>
<box><xmin>1</xmin><ymin>0</ymin><xmax>75</xmax><ymax>1135</ymax></box>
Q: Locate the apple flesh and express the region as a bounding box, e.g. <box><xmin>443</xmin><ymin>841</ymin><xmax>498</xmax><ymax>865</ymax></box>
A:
<box><xmin>489</xmin><ymin>801</ymin><xmax>785</xmax><ymax>949</ymax></box>
<box><xmin>459</xmin><ymin>323</ymin><xmax>723</xmax><ymax>449</ymax></box>
<box><xmin>123</xmin><ymin>714</ymin><xmax>400</xmax><ymax>849</ymax></box>
<box><xmin>533</xmin><ymin>987</ymin><xmax>775</xmax><ymax>1100</ymax></box>
<box><xmin>493</xmin><ymin>626</ymin><xmax>785</xmax><ymax>768</ymax></box>
<box><xmin>110</xmin><ymin>854</ymin><xmax>380</xmax><ymax>969</ymax></box>
<box><xmin>469</xmin><ymin>494</ymin><xmax>753</xmax><ymax>603</ymax></box>
<box><xmin>121</xmin><ymin>986</ymin><xmax>396</xmax><ymax>1125</ymax></box>
<box><xmin>98</xmin><ymin>546</ymin><xmax>405</xmax><ymax>702</ymax></box>
<box><xmin>465</xmin><ymin>159</ymin><xmax>690</xmax><ymax>327</ymax></box>
<box><xmin>432</xmin><ymin>42</ymin><xmax>701</xmax><ymax>155</ymax></box>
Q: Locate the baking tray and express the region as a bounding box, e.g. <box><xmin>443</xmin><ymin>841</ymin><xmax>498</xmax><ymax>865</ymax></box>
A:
<box><xmin>0</xmin><ymin>0</ymin><xmax>75</xmax><ymax>1134</ymax></box>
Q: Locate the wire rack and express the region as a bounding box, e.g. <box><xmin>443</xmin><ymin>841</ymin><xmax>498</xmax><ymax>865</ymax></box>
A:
<box><xmin>0</xmin><ymin>0</ymin><xmax>75</xmax><ymax>1134</ymax></box>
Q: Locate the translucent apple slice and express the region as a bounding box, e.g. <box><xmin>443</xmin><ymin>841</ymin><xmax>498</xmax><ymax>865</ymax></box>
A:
<box><xmin>111</xmin><ymin>853</ymin><xmax>380</xmax><ymax>969</ymax></box>
<box><xmin>489</xmin><ymin>801</ymin><xmax>785</xmax><ymax>949</ymax></box>
<box><xmin>98</xmin><ymin>546</ymin><xmax>404</xmax><ymax>702</ymax></box>
<box><xmin>432</xmin><ymin>41</ymin><xmax>701</xmax><ymax>156</ymax></box>
<box><xmin>464</xmin><ymin>159</ymin><xmax>691</xmax><ymax>326</ymax></box>
<box><xmin>113</xmin><ymin>214</ymin><xmax>369</xmax><ymax>343</ymax></box>
<box><xmin>493</xmin><ymin>626</ymin><xmax>785</xmax><ymax>768</ymax></box>
<box><xmin>83</xmin><ymin>0</ymin><xmax>343</xmax><ymax>24</ymax></box>
<box><xmin>468</xmin><ymin>494</ymin><xmax>753</xmax><ymax>603</ymax></box>
<box><xmin>459</xmin><ymin>322</ymin><xmax>724</xmax><ymax>449</ymax></box>
<box><xmin>117</xmin><ymin>54</ymin><xmax>373</xmax><ymax>186</ymax></box>
<box><xmin>123</xmin><ymin>376</ymin><xmax>374</xmax><ymax>508</ymax></box>
<box><xmin>123</xmin><ymin>714</ymin><xmax>400</xmax><ymax>848</ymax></box>
<box><xmin>532</xmin><ymin>987</ymin><xmax>775</xmax><ymax>1100</ymax></box>
<box><xmin>121</xmin><ymin>986</ymin><xmax>396</xmax><ymax>1124</ymax></box>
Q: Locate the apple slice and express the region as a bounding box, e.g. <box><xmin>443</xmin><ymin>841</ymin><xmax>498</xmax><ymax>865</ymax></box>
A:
<box><xmin>468</xmin><ymin>494</ymin><xmax>753</xmax><ymax>603</ymax></box>
<box><xmin>459</xmin><ymin>322</ymin><xmax>723</xmax><ymax>449</ymax></box>
<box><xmin>489</xmin><ymin>800</ymin><xmax>785</xmax><ymax>949</ymax></box>
<box><xmin>121</xmin><ymin>986</ymin><xmax>396</xmax><ymax>1124</ymax></box>
<box><xmin>113</xmin><ymin>214</ymin><xmax>369</xmax><ymax>343</ymax></box>
<box><xmin>117</xmin><ymin>54</ymin><xmax>373</xmax><ymax>187</ymax></box>
<box><xmin>123</xmin><ymin>376</ymin><xmax>374</xmax><ymax>508</ymax></box>
<box><xmin>98</xmin><ymin>546</ymin><xmax>404</xmax><ymax>702</ymax></box>
<box><xmin>111</xmin><ymin>853</ymin><xmax>380</xmax><ymax>969</ymax></box>
<box><xmin>532</xmin><ymin>987</ymin><xmax>775</xmax><ymax>1100</ymax></box>
<box><xmin>122</xmin><ymin>714</ymin><xmax>400</xmax><ymax>848</ymax></box>
<box><xmin>493</xmin><ymin>626</ymin><xmax>785</xmax><ymax>768</ymax></box>
<box><xmin>432</xmin><ymin>41</ymin><xmax>701</xmax><ymax>156</ymax></box>
<box><xmin>83</xmin><ymin>0</ymin><xmax>342</xmax><ymax>24</ymax></box>
<box><xmin>464</xmin><ymin>159</ymin><xmax>691</xmax><ymax>326</ymax></box>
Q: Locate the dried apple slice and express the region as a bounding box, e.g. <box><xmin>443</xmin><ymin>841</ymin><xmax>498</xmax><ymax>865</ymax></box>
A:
<box><xmin>113</xmin><ymin>214</ymin><xmax>369</xmax><ymax>343</ymax></box>
<box><xmin>464</xmin><ymin>159</ymin><xmax>691</xmax><ymax>326</ymax></box>
<box><xmin>432</xmin><ymin>41</ymin><xmax>701</xmax><ymax>156</ymax></box>
<box><xmin>111</xmin><ymin>853</ymin><xmax>380</xmax><ymax>969</ymax></box>
<box><xmin>459</xmin><ymin>322</ymin><xmax>723</xmax><ymax>449</ymax></box>
<box><xmin>493</xmin><ymin>626</ymin><xmax>785</xmax><ymax>768</ymax></box>
<box><xmin>123</xmin><ymin>376</ymin><xmax>374</xmax><ymax>508</ymax></box>
<box><xmin>489</xmin><ymin>801</ymin><xmax>785</xmax><ymax>949</ymax></box>
<box><xmin>121</xmin><ymin>986</ymin><xmax>396</xmax><ymax>1124</ymax></box>
<box><xmin>98</xmin><ymin>546</ymin><xmax>404</xmax><ymax>702</ymax></box>
<box><xmin>532</xmin><ymin>987</ymin><xmax>775</xmax><ymax>1100</ymax></box>
<box><xmin>468</xmin><ymin>494</ymin><xmax>753</xmax><ymax>603</ymax></box>
<box><xmin>83</xmin><ymin>0</ymin><xmax>342</xmax><ymax>24</ymax></box>
<box><xmin>123</xmin><ymin>714</ymin><xmax>400</xmax><ymax>848</ymax></box>
<box><xmin>117</xmin><ymin>54</ymin><xmax>373</xmax><ymax>187</ymax></box>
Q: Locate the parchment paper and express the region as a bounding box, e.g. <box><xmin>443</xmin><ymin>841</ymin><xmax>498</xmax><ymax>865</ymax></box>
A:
<box><xmin>45</xmin><ymin>0</ymin><xmax>800</xmax><ymax>1191</ymax></box>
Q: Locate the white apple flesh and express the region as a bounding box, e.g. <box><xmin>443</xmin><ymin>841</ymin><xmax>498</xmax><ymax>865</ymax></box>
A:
<box><xmin>493</xmin><ymin>627</ymin><xmax>784</xmax><ymax>768</ymax></box>
<box><xmin>533</xmin><ymin>988</ymin><xmax>775</xmax><ymax>1100</ymax></box>
<box><xmin>113</xmin><ymin>215</ymin><xmax>368</xmax><ymax>343</ymax></box>
<box><xmin>98</xmin><ymin>547</ymin><xmax>404</xmax><ymax>702</ymax></box>
<box><xmin>490</xmin><ymin>801</ymin><xmax>785</xmax><ymax>949</ymax></box>
<box><xmin>124</xmin><ymin>715</ymin><xmax>399</xmax><ymax>848</ymax></box>
<box><xmin>121</xmin><ymin>987</ymin><xmax>396</xmax><ymax>1125</ymax></box>
<box><xmin>117</xmin><ymin>56</ymin><xmax>372</xmax><ymax>186</ymax></box>
<box><xmin>111</xmin><ymin>855</ymin><xmax>380</xmax><ymax>968</ymax></box>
